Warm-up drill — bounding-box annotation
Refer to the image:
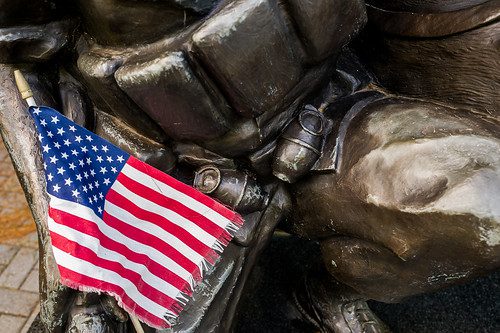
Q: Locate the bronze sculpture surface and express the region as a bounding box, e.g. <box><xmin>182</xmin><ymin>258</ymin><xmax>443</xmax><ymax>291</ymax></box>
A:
<box><xmin>0</xmin><ymin>0</ymin><xmax>498</xmax><ymax>332</ymax></box>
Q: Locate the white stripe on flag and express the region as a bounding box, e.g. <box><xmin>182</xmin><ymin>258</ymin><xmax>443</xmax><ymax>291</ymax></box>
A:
<box><xmin>48</xmin><ymin>195</ymin><xmax>193</xmax><ymax>284</ymax></box>
<box><xmin>111</xmin><ymin>180</ymin><xmax>219</xmax><ymax>248</ymax></box>
<box><xmin>122</xmin><ymin>164</ymin><xmax>234</xmax><ymax>229</ymax></box>
<box><xmin>47</xmin><ymin>217</ymin><xmax>183</xmax><ymax>300</ymax></box>
<box><xmin>51</xmin><ymin>246</ymin><xmax>173</xmax><ymax>320</ymax></box>
<box><xmin>104</xmin><ymin>200</ymin><xmax>205</xmax><ymax>264</ymax></box>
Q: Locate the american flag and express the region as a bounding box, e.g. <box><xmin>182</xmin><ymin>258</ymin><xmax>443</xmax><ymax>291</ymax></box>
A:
<box><xmin>29</xmin><ymin>106</ymin><xmax>243</xmax><ymax>328</ymax></box>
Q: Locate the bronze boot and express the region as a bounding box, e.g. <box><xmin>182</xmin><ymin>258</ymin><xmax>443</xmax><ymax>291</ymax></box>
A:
<box><xmin>293</xmin><ymin>270</ymin><xmax>390</xmax><ymax>333</ymax></box>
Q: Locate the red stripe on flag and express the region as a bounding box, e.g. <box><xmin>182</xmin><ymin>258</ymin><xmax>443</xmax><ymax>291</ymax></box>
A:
<box><xmin>50</xmin><ymin>230</ymin><xmax>183</xmax><ymax>313</ymax></box>
<box><xmin>126</xmin><ymin>156</ymin><xmax>243</xmax><ymax>224</ymax></box>
<box><xmin>48</xmin><ymin>207</ymin><xmax>192</xmax><ymax>295</ymax></box>
<box><xmin>116</xmin><ymin>172</ymin><xmax>232</xmax><ymax>242</ymax></box>
<box><xmin>106</xmin><ymin>188</ymin><xmax>220</xmax><ymax>263</ymax></box>
<box><xmin>57</xmin><ymin>265</ymin><xmax>168</xmax><ymax>329</ymax></box>
<box><xmin>101</xmin><ymin>207</ymin><xmax>202</xmax><ymax>275</ymax></box>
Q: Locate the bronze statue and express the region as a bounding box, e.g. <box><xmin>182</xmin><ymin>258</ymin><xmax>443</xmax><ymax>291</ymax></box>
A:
<box><xmin>0</xmin><ymin>0</ymin><xmax>498</xmax><ymax>332</ymax></box>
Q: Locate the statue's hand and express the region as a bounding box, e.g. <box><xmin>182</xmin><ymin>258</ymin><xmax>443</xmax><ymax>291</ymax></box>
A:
<box><xmin>79</xmin><ymin>0</ymin><xmax>367</xmax><ymax>161</ymax></box>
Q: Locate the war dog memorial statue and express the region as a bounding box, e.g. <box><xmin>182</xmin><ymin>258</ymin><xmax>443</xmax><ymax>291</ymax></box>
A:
<box><xmin>0</xmin><ymin>0</ymin><xmax>498</xmax><ymax>332</ymax></box>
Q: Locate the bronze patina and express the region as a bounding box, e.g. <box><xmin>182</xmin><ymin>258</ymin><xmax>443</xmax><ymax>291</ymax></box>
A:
<box><xmin>0</xmin><ymin>0</ymin><xmax>498</xmax><ymax>332</ymax></box>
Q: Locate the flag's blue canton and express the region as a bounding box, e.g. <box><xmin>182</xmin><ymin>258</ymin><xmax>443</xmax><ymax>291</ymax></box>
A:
<box><xmin>29</xmin><ymin>106</ymin><xmax>130</xmax><ymax>218</ymax></box>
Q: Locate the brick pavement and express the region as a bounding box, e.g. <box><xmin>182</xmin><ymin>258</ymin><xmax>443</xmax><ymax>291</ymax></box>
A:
<box><xmin>0</xmin><ymin>139</ymin><xmax>40</xmax><ymax>332</ymax></box>
<box><xmin>0</xmin><ymin>234</ymin><xmax>40</xmax><ymax>333</ymax></box>
<box><xmin>0</xmin><ymin>138</ymin><xmax>36</xmax><ymax>242</ymax></box>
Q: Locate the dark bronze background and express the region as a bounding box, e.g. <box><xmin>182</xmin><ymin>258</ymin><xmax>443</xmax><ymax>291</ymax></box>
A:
<box><xmin>0</xmin><ymin>0</ymin><xmax>498</xmax><ymax>332</ymax></box>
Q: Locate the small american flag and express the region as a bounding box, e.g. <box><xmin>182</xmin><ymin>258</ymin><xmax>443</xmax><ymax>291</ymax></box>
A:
<box><xmin>29</xmin><ymin>106</ymin><xmax>243</xmax><ymax>328</ymax></box>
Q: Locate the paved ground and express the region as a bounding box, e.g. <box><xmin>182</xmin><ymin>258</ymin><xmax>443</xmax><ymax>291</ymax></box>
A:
<box><xmin>0</xmin><ymin>139</ymin><xmax>40</xmax><ymax>332</ymax></box>
<box><xmin>0</xmin><ymin>139</ymin><xmax>36</xmax><ymax>242</ymax></box>
<box><xmin>0</xmin><ymin>233</ymin><xmax>40</xmax><ymax>333</ymax></box>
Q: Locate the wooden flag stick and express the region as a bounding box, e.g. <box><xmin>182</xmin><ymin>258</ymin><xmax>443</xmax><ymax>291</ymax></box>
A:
<box><xmin>130</xmin><ymin>314</ymin><xmax>145</xmax><ymax>333</ymax></box>
<box><xmin>13</xmin><ymin>69</ymin><xmax>146</xmax><ymax>333</ymax></box>
<box><xmin>13</xmin><ymin>70</ymin><xmax>36</xmax><ymax>106</ymax></box>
